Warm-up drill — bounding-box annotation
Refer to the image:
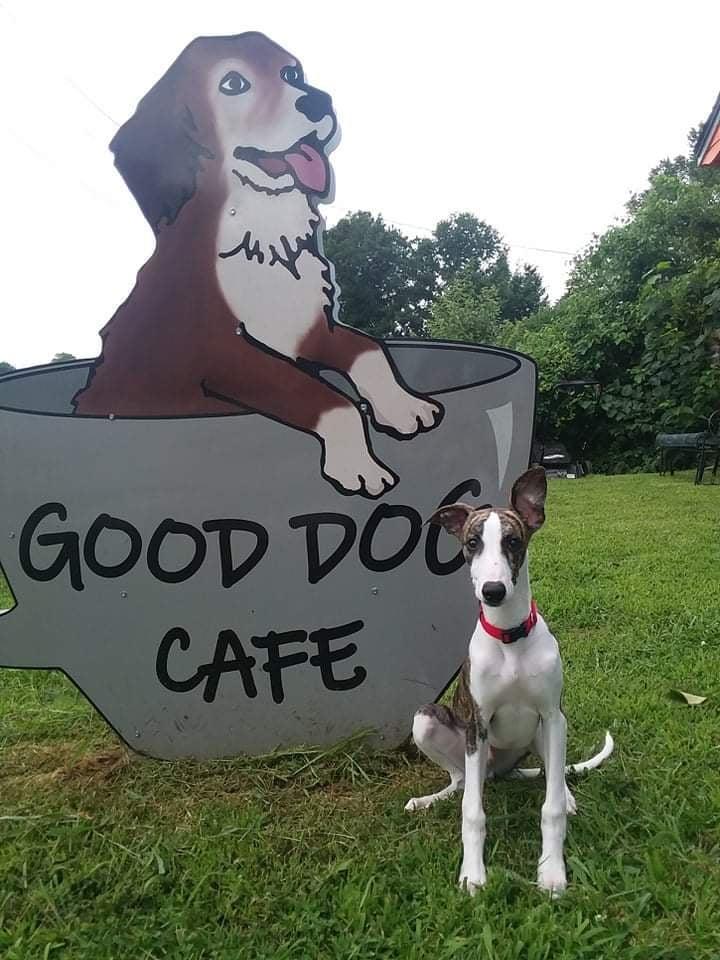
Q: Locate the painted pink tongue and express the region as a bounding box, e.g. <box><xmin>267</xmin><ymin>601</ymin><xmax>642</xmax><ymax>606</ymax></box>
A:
<box><xmin>284</xmin><ymin>143</ymin><xmax>327</xmax><ymax>193</ymax></box>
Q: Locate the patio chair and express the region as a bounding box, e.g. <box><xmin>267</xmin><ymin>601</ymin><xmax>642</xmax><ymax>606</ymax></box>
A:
<box><xmin>656</xmin><ymin>410</ymin><xmax>720</xmax><ymax>484</ymax></box>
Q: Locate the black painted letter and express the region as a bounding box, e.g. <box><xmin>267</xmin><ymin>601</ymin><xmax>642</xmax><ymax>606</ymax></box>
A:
<box><xmin>289</xmin><ymin>513</ymin><xmax>357</xmax><ymax>584</ymax></box>
<box><xmin>19</xmin><ymin>502</ymin><xmax>84</xmax><ymax>592</ymax></box>
<box><xmin>309</xmin><ymin>619</ymin><xmax>367</xmax><ymax>691</ymax></box>
<box><xmin>147</xmin><ymin>519</ymin><xmax>207</xmax><ymax>584</ymax></box>
<box><xmin>156</xmin><ymin>627</ymin><xmax>203</xmax><ymax>693</ymax></box>
<box><xmin>203</xmin><ymin>519</ymin><xmax>269</xmax><ymax>588</ymax></box>
<box><xmin>198</xmin><ymin>630</ymin><xmax>258</xmax><ymax>703</ymax></box>
<box><xmin>84</xmin><ymin>513</ymin><xmax>142</xmax><ymax>579</ymax></box>
<box><xmin>358</xmin><ymin>504</ymin><xmax>422</xmax><ymax>573</ymax></box>
<box><xmin>251</xmin><ymin>630</ymin><xmax>308</xmax><ymax>704</ymax></box>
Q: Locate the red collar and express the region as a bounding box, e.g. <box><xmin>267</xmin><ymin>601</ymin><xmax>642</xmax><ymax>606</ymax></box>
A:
<box><xmin>479</xmin><ymin>599</ymin><xmax>538</xmax><ymax>644</ymax></box>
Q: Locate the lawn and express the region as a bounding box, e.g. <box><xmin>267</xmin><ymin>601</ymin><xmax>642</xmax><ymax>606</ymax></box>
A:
<box><xmin>0</xmin><ymin>472</ymin><xmax>719</xmax><ymax>959</ymax></box>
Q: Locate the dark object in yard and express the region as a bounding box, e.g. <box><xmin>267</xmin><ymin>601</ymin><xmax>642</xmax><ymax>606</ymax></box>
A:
<box><xmin>532</xmin><ymin>380</ymin><xmax>602</xmax><ymax>479</ymax></box>
<box><xmin>656</xmin><ymin>411</ymin><xmax>720</xmax><ymax>484</ymax></box>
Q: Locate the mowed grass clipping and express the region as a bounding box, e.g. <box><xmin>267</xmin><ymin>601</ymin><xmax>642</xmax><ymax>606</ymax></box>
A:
<box><xmin>0</xmin><ymin>472</ymin><xmax>719</xmax><ymax>960</ymax></box>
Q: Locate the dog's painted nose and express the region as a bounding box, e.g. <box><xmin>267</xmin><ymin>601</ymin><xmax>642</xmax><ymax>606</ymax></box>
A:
<box><xmin>295</xmin><ymin>89</ymin><xmax>333</xmax><ymax>123</ymax></box>
<box><xmin>481</xmin><ymin>581</ymin><xmax>506</xmax><ymax>606</ymax></box>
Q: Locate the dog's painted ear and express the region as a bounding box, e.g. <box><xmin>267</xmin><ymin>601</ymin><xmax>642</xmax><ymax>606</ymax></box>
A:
<box><xmin>110</xmin><ymin>59</ymin><xmax>213</xmax><ymax>234</ymax></box>
<box><xmin>511</xmin><ymin>467</ymin><xmax>547</xmax><ymax>533</ymax></box>
<box><xmin>426</xmin><ymin>503</ymin><xmax>476</xmax><ymax>540</ymax></box>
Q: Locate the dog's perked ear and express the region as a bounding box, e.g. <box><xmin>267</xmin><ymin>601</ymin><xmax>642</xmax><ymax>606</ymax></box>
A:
<box><xmin>110</xmin><ymin>60</ymin><xmax>214</xmax><ymax>233</ymax></box>
<box><xmin>511</xmin><ymin>467</ymin><xmax>547</xmax><ymax>533</ymax></box>
<box><xmin>426</xmin><ymin>503</ymin><xmax>476</xmax><ymax>540</ymax></box>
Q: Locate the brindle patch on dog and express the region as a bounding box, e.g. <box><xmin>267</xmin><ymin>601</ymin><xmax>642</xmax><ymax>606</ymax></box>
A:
<box><xmin>451</xmin><ymin>660</ymin><xmax>474</xmax><ymax>728</ymax></box>
<box><xmin>458</xmin><ymin>508</ymin><xmax>529</xmax><ymax>584</ymax></box>
<box><xmin>416</xmin><ymin>702</ymin><xmax>460</xmax><ymax>728</ymax></box>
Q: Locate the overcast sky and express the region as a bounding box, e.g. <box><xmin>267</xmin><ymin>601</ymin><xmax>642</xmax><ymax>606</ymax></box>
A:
<box><xmin>0</xmin><ymin>0</ymin><xmax>718</xmax><ymax>368</ymax></box>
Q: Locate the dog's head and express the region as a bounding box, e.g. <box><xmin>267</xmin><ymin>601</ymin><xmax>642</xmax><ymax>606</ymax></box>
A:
<box><xmin>428</xmin><ymin>467</ymin><xmax>547</xmax><ymax>607</ymax></box>
<box><xmin>111</xmin><ymin>32</ymin><xmax>338</xmax><ymax>232</ymax></box>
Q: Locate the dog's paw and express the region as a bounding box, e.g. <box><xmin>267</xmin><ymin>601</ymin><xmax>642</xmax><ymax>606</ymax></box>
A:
<box><xmin>323</xmin><ymin>448</ymin><xmax>397</xmax><ymax>498</ymax></box>
<box><xmin>537</xmin><ymin>858</ymin><xmax>567</xmax><ymax>897</ymax></box>
<box><xmin>372</xmin><ymin>392</ymin><xmax>443</xmax><ymax>437</ymax></box>
<box><xmin>404</xmin><ymin>795</ymin><xmax>432</xmax><ymax>812</ymax></box>
<box><xmin>458</xmin><ymin>868</ymin><xmax>486</xmax><ymax>896</ymax></box>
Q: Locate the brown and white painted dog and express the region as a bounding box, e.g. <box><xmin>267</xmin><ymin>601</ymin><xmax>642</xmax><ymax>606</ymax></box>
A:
<box><xmin>72</xmin><ymin>32</ymin><xmax>442</xmax><ymax>497</ymax></box>
<box><xmin>406</xmin><ymin>467</ymin><xmax>613</xmax><ymax>895</ymax></box>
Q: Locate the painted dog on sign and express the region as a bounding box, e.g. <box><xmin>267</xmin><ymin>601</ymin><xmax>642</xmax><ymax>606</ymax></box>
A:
<box><xmin>72</xmin><ymin>32</ymin><xmax>442</xmax><ymax>499</ymax></box>
<box><xmin>406</xmin><ymin>467</ymin><xmax>614</xmax><ymax>895</ymax></box>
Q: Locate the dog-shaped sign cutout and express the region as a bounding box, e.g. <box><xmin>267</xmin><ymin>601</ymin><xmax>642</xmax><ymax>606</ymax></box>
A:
<box><xmin>0</xmin><ymin>32</ymin><xmax>537</xmax><ymax>761</ymax></box>
<box><xmin>72</xmin><ymin>31</ymin><xmax>443</xmax><ymax>498</ymax></box>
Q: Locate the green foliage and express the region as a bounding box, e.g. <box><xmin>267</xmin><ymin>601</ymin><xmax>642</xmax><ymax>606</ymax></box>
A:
<box><xmin>434</xmin><ymin>212</ymin><xmax>503</xmax><ymax>282</ymax></box>
<box><xmin>323</xmin><ymin>211</ymin><xmax>434</xmax><ymax>337</ymax></box>
<box><xmin>499</xmin><ymin>140</ymin><xmax>720</xmax><ymax>471</ymax></box>
<box><xmin>1</xmin><ymin>475</ymin><xmax>720</xmax><ymax>957</ymax></box>
<box><xmin>431</xmin><ymin>213</ymin><xmax>548</xmax><ymax>322</ymax></box>
<box><xmin>51</xmin><ymin>353</ymin><xmax>77</xmax><ymax>363</ymax></box>
<box><xmin>325</xmin><ymin>211</ymin><xmax>547</xmax><ymax>337</ymax></box>
<box><xmin>427</xmin><ymin>267</ymin><xmax>500</xmax><ymax>342</ymax></box>
<box><xmin>0</xmin><ymin>361</ymin><xmax>15</xmax><ymax>375</ymax></box>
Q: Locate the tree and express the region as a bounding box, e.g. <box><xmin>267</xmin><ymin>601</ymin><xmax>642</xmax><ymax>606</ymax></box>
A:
<box><xmin>0</xmin><ymin>362</ymin><xmax>15</xmax><ymax>375</ymax></box>
<box><xmin>433</xmin><ymin>213</ymin><xmax>503</xmax><ymax>283</ymax></box>
<box><xmin>426</xmin><ymin>267</ymin><xmax>500</xmax><ymax>343</ymax></box>
<box><xmin>324</xmin><ymin>212</ymin><xmax>430</xmax><ymax>337</ymax></box>
<box><xmin>499</xmin><ymin>133</ymin><xmax>720</xmax><ymax>471</ymax></box>
<box><xmin>51</xmin><ymin>353</ymin><xmax>77</xmax><ymax>363</ymax></box>
<box><xmin>433</xmin><ymin>214</ymin><xmax>547</xmax><ymax>321</ymax></box>
<box><xmin>326</xmin><ymin>210</ymin><xmax>547</xmax><ymax>338</ymax></box>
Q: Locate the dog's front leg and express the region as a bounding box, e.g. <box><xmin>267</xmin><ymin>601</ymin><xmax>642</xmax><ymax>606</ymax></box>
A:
<box><xmin>537</xmin><ymin>709</ymin><xmax>568</xmax><ymax>896</ymax></box>
<box><xmin>458</xmin><ymin>712</ymin><xmax>490</xmax><ymax>895</ymax></box>
<box><xmin>299</xmin><ymin>326</ymin><xmax>442</xmax><ymax>437</ymax></box>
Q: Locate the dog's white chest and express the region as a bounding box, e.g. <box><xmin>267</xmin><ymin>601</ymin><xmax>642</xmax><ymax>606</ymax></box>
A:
<box><xmin>216</xmin><ymin>245</ymin><xmax>332</xmax><ymax>359</ymax></box>
<box><xmin>215</xmin><ymin>187</ymin><xmax>333</xmax><ymax>361</ymax></box>
<box><xmin>469</xmin><ymin>619</ymin><xmax>563</xmax><ymax>716</ymax></box>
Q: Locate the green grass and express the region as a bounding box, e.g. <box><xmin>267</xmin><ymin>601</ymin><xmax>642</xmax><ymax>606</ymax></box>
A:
<box><xmin>1</xmin><ymin>472</ymin><xmax>719</xmax><ymax>959</ymax></box>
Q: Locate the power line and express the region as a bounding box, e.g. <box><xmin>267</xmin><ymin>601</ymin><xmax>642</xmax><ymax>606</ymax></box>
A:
<box><xmin>0</xmin><ymin>2</ymin><xmax>120</xmax><ymax>129</ymax></box>
<box><xmin>332</xmin><ymin>206</ymin><xmax>575</xmax><ymax>257</ymax></box>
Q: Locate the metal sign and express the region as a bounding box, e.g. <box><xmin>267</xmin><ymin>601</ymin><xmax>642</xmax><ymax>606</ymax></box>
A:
<box><xmin>0</xmin><ymin>32</ymin><xmax>536</xmax><ymax>759</ymax></box>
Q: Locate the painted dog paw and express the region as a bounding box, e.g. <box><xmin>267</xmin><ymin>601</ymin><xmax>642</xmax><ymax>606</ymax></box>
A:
<box><xmin>322</xmin><ymin>448</ymin><xmax>396</xmax><ymax>498</ymax></box>
<box><xmin>372</xmin><ymin>393</ymin><xmax>443</xmax><ymax>437</ymax></box>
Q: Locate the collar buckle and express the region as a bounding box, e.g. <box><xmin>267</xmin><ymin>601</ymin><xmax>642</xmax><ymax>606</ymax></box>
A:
<box><xmin>479</xmin><ymin>599</ymin><xmax>538</xmax><ymax>645</ymax></box>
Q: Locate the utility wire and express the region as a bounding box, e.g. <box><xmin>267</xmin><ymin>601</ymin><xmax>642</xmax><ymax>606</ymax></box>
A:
<box><xmin>332</xmin><ymin>207</ymin><xmax>575</xmax><ymax>257</ymax></box>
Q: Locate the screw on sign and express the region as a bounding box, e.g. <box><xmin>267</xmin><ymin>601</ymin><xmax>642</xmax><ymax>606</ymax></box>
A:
<box><xmin>0</xmin><ymin>32</ymin><xmax>536</xmax><ymax>759</ymax></box>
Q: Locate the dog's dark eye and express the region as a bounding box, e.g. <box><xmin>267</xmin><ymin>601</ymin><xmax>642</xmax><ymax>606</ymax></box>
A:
<box><xmin>280</xmin><ymin>65</ymin><xmax>304</xmax><ymax>86</ymax></box>
<box><xmin>466</xmin><ymin>537</ymin><xmax>479</xmax><ymax>551</ymax></box>
<box><xmin>506</xmin><ymin>536</ymin><xmax>523</xmax><ymax>551</ymax></box>
<box><xmin>219</xmin><ymin>71</ymin><xmax>251</xmax><ymax>96</ymax></box>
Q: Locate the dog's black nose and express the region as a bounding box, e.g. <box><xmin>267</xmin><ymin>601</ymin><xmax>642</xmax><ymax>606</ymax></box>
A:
<box><xmin>295</xmin><ymin>89</ymin><xmax>333</xmax><ymax>122</ymax></box>
<box><xmin>481</xmin><ymin>581</ymin><xmax>506</xmax><ymax>606</ymax></box>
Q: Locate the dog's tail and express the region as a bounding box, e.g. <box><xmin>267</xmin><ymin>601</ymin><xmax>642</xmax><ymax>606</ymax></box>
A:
<box><xmin>508</xmin><ymin>731</ymin><xmax>615</xmax><ymax>780</ymax></box>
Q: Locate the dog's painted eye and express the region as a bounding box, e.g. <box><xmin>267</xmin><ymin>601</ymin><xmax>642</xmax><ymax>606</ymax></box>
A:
<box><xmin>219</xmin><ymin>71</ymin><xmax>251</xmax><ymax>96</ymax></box>
<box><xmin>280</xmin><ymin>65</ymin><xmax>304</xmax><ymax>86</ymax></box>
<box><xmin>466</xmin><ymin>537</ymin><xmax>479</xmax><ymax>551</ymax></box>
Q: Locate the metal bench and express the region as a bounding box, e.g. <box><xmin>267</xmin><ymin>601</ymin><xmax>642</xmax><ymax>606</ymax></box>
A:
<box><xmin>656</xmin><ymin>411</ymin><xmax>720</xmax><ymax>484</ymax></box>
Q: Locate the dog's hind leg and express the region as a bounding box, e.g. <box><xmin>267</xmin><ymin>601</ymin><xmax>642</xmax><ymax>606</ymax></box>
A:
<box><xmin>405</xmin><ymin>704</ymin><xmax>466</xmax><ymax>812</ymax></box>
